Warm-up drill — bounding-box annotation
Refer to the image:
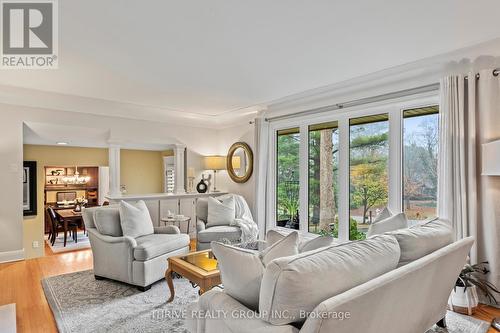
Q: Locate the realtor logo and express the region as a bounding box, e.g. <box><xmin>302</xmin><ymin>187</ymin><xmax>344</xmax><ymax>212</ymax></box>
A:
<box><xmin>1</xmin><ymin>0</ymin><xmax>58</xmax><ymax>68</ymax></box>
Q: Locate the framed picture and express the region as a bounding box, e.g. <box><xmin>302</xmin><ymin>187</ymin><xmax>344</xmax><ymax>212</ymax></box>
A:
<box><xmin>23</xmin><ymin>161</ymin><xmax>37</xmax><ymax>216</ymax></box>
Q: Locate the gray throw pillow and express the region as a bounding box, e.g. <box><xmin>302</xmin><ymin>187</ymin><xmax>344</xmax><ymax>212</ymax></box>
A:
<box><xmin>94</xmin><ymin>207</ymin><xmax>122</xmax><ymax>237</ymax></box>
<box><xmin>119</xmin><ymin>200</ymin><xmax>154</xmax><ymax>238</ymax></box>
<box><xmin>207</xmin><ymin>196</ymin><xmax>235</xmax><ymax>227</ymax></box>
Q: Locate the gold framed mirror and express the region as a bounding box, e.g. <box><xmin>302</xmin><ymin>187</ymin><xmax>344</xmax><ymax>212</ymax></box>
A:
<box><xmin>227</xmin><ymin>142</ymin><xmax>253</xmax><ymax>183</ymax></box>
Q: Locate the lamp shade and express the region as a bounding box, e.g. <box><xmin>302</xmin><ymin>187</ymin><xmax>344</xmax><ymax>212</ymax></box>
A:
<box><xmin>482</xmin><ymin>140</ymin><xmax>500</xmax><ymax>175</ymax></box>
<box><xmin>204</xmin><ymin>156</ymin><xmax>226</xmax><ymax>170</ymax></box>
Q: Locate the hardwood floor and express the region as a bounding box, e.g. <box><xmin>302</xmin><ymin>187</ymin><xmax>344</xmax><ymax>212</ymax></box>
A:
<box><xmin>0</xmin><ymin>240</ymin><xmax>498</xmax><ymax>332</ymax></box>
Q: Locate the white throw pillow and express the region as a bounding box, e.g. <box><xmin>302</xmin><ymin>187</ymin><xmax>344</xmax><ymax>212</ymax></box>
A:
<box><xmin>373</xmin><ymin>207</ymin><xmax>392</xmax><ymax>223</ymax></box>
<box><xmin>207</xmin><ymin>196</ymin><xmax>235</xmax><ymax>227</ymax></box>
<box><xmin>211</xmin><ymin>231</ymin><xmax>299</xmax><ymax>310</ymax></box>
<box><xmin>387</xmin><ymin>218</ymin><xmax>453</xmax><ymax>266</ymax></box>
<box><xmin>366</xmin><ymin>212</ymin><xmax>408</xmax><ymax>237</ymax></box>
<box><xmin>119</xmin><ymin>200</ymin><xmax>154</xmax><ymax>238</ymax></box>
<box><xmin>259</xmin><ymin>234</ymin><xmax>401</xmax><ymax>325</ymax></box>
<box><xmin>265</xmin><ymin>229</ymin><xmax>335</xmax><ymax>253</ymax></box>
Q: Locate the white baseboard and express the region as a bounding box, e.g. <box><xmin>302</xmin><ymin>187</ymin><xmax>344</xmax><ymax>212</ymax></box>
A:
<box><xmin>0</xmin><ymin>249</ymin><xmax>25</xmax><ymax>263</ymax></box>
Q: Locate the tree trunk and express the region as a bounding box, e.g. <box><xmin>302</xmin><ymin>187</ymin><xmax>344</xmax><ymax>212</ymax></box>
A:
<box><xmin>319</xmin><ymin>129</ymin><xmax>335</xmax><ymax>231</ymax></box>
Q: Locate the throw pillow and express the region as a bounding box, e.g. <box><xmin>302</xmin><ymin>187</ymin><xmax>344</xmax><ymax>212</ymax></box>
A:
<box><xmin>373</xmin><ymin>207</ymin><xmax>392</xmax><ymax>223</ymax></box>
<box><xmin>266</xmin><ymin>229</ymin><xmax>335</xmax><ymax>253</ymax></box>
<box><xmin>94</xmin><ymin>206</ymin><xmax>122</xmax><ymax>237</ymax></box>
<box><xmin>119</xmin><ymin>200</ymin><xmax>154</xmax><ymax>238</ymax></box>
<box><xmin>387</xmin><ymin>218</ymin><xmax>453</xmax><ymax>266</ymax></box>
<box><xmin>211</xmin><ymin>231</ymin><xmax>299</xmax><ymax>310</ymax></box>
<box><xmin>259</xmin><ymin>234</ymin><xmax>401</xmax><ymax>325</ymax></box>
<box><xmin>366</xmin><ymin>212</ymin><xmax>408</xmax><ymax>237</ymax></box>
<box><xmin>207</xmin><ymin>196</ymin><xmax>235</xmax><ymax>227</ymax></box>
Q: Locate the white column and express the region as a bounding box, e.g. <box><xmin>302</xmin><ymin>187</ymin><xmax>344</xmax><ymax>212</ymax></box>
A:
<box><xmin>109</xmin><ymin>144</ymin><xmax>121</xmax><ymax>196</ymax></box>
<box><xmin>174</xmin><ymin>144</ymin><xmax>186</xmax><ymax>194</ymax></box>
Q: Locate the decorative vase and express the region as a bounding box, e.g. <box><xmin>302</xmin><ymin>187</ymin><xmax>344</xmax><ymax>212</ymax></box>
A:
<box><xmin>74</xmin><ymin>204</ymin><xmax>82</xmax><ymax>212</ymax></box>
<box><xmin>196</xmin><ymin>179</ymin><xmax>208</xmax><ymax>193</ymax></box>
<box><xmin>448</xmin><ymin>285</ymin><xmax>479</xmax><ymax>315</ymax></box>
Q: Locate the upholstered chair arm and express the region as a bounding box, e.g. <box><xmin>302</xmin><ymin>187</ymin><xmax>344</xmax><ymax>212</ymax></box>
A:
<box><xmin>154</xmin><ymin>225</ymin><xmax>180</xmax><ymax>234</ymax></box>
<box><xmin>87</xmin><ymin>228</ymin><xmax>136</xmax><ymax>284</ymax></box>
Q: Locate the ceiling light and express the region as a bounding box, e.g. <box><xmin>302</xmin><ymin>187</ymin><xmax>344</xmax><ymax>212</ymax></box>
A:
<box><xmin>56</xmin><ymin>142</ymin><xmax>68</xmax><ymax>145</ymax></box>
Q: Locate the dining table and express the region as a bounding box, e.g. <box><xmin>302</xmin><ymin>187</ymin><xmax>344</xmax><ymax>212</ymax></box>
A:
<box><xmin>54</xmin><ymin>208</ymin><xmax>83</xmax><ymax>246</ymax></box>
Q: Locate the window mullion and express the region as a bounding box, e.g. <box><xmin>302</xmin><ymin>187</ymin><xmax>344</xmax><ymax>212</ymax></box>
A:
<box><xmin>338</xmin><ymin>118</ymin><xmax>349</xmax><ymax>241</ymax></box>
<box><xmin>388</xmin><ymin>108</ymin><xmax>403</xmax><ymax>214</ymax></box>
<box><xmin>299</xmin><ymin>124</ymin><xmax>308</xmax><ymax>233</ymax></box>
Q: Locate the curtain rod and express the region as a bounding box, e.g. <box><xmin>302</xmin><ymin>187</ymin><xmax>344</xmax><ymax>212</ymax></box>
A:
<box><xmin>265</xmin><ymin>83</ymin><xmax>440</xmax><ymax>122</ymax></box>
<box><xmin>465</xmin><ymin>68</ymin><xmax>500</xmax><ymax>80</ymax></box>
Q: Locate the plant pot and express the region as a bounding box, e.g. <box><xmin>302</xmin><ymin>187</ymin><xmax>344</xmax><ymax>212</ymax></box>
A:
<box><xmin>448</xmin><ymin>285</ymin><xmax>479</xmax><ymax>315</ymax></box>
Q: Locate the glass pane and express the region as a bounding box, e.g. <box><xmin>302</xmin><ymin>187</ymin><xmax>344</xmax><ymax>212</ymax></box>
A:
<box><xmin>403</xmin><ymin>106</ymin><xmax>439</xmax><ymax>227</ymax></box>
<box><xmin>276</xmin><ymin>128</ymin><xmax>300</xmax><ymax>230</ymax></box>
<box><xmin>349</xmin><ymin>114</ymin><xmax>389</xmax><ymax>240</ymax></box>
<box><xmin>308</xmin><ymin>121</ymin><xmax>339</xmax><ymax>236</ymax></box>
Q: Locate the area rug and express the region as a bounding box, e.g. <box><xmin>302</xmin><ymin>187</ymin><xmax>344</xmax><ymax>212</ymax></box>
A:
<box><xmin>42</xmin><ymin>269</ymin><xmax>491</xmax><ymax>333</ymax></box>
<box><xmin>45</xmin><ymin>231</ymin><xmax>91</xmax><ymax>253</ymax></box>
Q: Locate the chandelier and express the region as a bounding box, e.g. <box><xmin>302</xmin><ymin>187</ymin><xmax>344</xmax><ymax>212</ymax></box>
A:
<box><xmin>63</xmin><ymin>166</ymin><xmax>90</xmax><ymax>184</ymax></box>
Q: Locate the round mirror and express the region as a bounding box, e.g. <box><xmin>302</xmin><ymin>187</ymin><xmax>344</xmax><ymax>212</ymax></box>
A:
<box><xmin>227</xmin><ymin>142</ymin><xmax>253</xmax><ymax>183</ymax></box>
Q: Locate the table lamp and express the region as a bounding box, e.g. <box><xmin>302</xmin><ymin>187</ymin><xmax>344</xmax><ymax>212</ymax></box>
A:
<box><xmin>204</xmin><ymin>156</ymin><xmax>226</xmax><ymax>192</ymax></box>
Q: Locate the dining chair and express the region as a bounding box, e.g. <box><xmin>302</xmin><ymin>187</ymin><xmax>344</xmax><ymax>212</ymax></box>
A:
<box><xmin>47</xmin><ymin>207</ymin><xmax>78</xmax><ymax>247</ymax></box>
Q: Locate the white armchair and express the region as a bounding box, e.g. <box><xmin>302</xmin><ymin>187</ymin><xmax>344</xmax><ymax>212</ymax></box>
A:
<box><xmin>83</xmin><ymin>206</ymin><xmax>190</xmax><ymax>291</ymax></box>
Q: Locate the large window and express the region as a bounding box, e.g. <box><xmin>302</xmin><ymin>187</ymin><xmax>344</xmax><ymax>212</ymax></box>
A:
<box><xmin>276</xmin><ymin>128</ymin><xmax>300</xmax><ymax>229</ymax></box>
<box><xmin>403</xmin><ymin>106</ymin><xmax>439</xmax><ymax>226</ymax></box>
<box><xmin>308</xmin><ymin>122</ymin><xmax>339</xmax><ymax>235</ymax></box>
<box><xmin>349</xmin><ymin>114</ymin><xmax>389</xmax><ymax>240</ymax></box>
<box><xmin>271</xmin><ymin>98</ymin><xmax>439</xmax><ymax>241</ymax></box>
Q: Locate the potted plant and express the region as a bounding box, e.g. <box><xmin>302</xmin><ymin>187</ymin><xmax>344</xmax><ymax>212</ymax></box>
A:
<box><xmin>449</xmin><ymin>262</ymin><xmax>499</xmax><ymax>315</ymax></box>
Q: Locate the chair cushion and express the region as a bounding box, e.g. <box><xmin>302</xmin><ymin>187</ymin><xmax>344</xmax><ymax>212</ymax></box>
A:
<box><xmin>134</xmin><ymin>233</ymin><xmax>190</xmax><ymax>261</ymax></box>
<box><xmin>197</xmin><ymin>226</ymin><xmax>241</xmax><ymax>243</ymax></box>
<box><xmin>94</xmin><ymin>207</ymin><xmax>122</xmax><ymax>237</ymax></box>
<box><xmin>211</xmin><ymin>232</ymin><xmax>299</xmax><ymax>311</ymax></box>
<box><xmin>387</xmin><ymin>218</ymin><xmax>453</xmax><ymax>266</ymax></box>
<box><xmin>259</xmin><ymin>234</ymin><xmax>401</xmax><ymax>325</ymax></box>
<box><xmin>366</xmin><ymin>212</ymin><xmax>408</xmax><ymax>237</ymax></box>
<box><xmin>119</xmin><ymin>200</ymin><xmax>154</xmax><ymax>238</ymax></box>
<box><xmin>207</xmin><ymin>196</ymin><xmax>235</xmax><ymax>227</ymax></box>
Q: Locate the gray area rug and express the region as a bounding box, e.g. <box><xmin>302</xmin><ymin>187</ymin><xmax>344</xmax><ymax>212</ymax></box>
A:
<box><xmin>42</xmin><ymin>269</ymin><xmax>491</xmax><ymax>333</ymax></box>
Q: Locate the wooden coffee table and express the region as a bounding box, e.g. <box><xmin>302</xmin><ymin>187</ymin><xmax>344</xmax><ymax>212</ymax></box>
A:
<box><xmin>165</xmin><ymin>250</ymin><xmax>221</xmax><ymax>303</ymax></box>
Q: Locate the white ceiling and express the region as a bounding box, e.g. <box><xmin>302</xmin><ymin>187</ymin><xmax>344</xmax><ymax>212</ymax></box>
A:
<box><xmin>3</xmin><ymin>0</ymin><xmax>500</xmax><ymax>123</ymax></box>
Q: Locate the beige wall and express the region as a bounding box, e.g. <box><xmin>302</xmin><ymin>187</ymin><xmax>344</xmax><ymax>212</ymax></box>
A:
<box><xmin>120</xmin><ymin>149</ymin><xmax>163</xmax><ymax>194</ymax></box>
<box><xmin>22</xmin><ymin>145</ymin><xmax>109</xmax><ymax>258</ymax></box>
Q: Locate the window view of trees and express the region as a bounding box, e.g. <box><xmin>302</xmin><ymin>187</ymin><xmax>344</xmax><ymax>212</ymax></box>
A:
<box><xmin>349</xmin><ymin>115</ymin><xmax>389</xmax><ymax>240</ymax></box>
<box><xmin>276</xmin><ymin>128</ymin><xmax>300</xmax><ymax>229</ymax></box>
<box><xmin>403</xmin><ymin>106</ymin><xmax>439</xmax><ymax>226</ymax></box>
<box><xmin>308</xmin><ymin>122</ymin><xmax>339</xmax><ymax>234</ymax></box>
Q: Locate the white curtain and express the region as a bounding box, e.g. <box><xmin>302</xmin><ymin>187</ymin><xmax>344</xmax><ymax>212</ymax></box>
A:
<box><xmin>254</xmin><ymin>116</ymin><xmax>270</xmax><ymax>240</ymax></box>
<box><xmin>438</xmin><ymin>59</ymin><xmax>500</xmax><ymax>291</ymax></box>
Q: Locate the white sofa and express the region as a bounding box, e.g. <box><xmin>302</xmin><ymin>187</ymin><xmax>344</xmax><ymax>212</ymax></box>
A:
<box><xmin>83</xmin><ymin>205</ymin><xmax>190</xmax><ymax>291</ymax></box>
<box><xmin>187</xmin><ymin>219</ymin><xmax>473</xmax><ymax>333</ymax></box>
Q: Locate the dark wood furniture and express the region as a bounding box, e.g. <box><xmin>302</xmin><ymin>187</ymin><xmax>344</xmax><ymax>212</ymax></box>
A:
<box><xmin>44</xmin><ymin>166</ymin><xmax>100</xmax><ymax>233</ymax></box>
<box><xmin>47</xmin><ymin>207</ymin><xmax>78</xmax><ymax>247</ymax></box>
<box><xmin>165</xmin><ymin>250</ymin><xmax>221</xmax><ymax>303</ymax></box>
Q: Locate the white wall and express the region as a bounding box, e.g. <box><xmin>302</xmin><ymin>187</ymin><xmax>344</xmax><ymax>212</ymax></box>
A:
<box><xmin>215</xmin><ymin>123</ymin><xmax>256</xmax><ymax>215</ymax></box>
<box><xmin>0</xmin><ymin>103</ymin><xmax>220</xmax><ymax>261</ymax></box>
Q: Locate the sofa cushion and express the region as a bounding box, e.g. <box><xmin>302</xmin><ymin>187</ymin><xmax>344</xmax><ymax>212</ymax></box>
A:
<box><xmin>366</xmin><ymin>212</ymin><xmax>408</xmax><ymax>237</ymax></box>
<box><xmin>119</xmin><ymin>200</ymin><xmax>154</xmax><ymax>238</ymax></box>
<box><xmin>207</xmin><ymin>196</ymin><xmax>235</xmax><ymax>227</ymax></box>
<box><xmin>259</xmin><ymin>234</ymin><xmax>401</xmax><ymax>325</ymax></box>
<box><xmin>211</xmin><ymin>232</ymin><xmax>299</xmax><ymax>311</ymax></box>
<box><xmin>134</xmin><ymin>233</ymin><xmax>190</xmax><ymax>261</ymax></box>
<box><xmin>197</xmin><ymin>226</ymin><xmax>241</xmax><ymax>243</ymax></box>
<box><xmin>94</xmin><ymin>207</ymin><xmax>122</xmax><ymax>237</ymax></box>
<box><xmin>387</xmin><ymin>218</ymin><xmax>453</xmax><ymax>266</ymax></box>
